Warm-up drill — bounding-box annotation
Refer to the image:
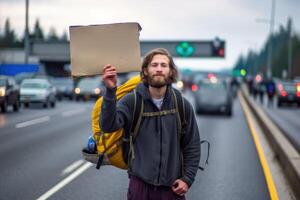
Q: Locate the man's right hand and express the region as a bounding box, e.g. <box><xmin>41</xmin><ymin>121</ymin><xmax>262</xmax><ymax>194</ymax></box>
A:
<box><xmin>102</xmin><ymin>64</ymin><xmax>117</xmax><ymax>89</ymax></box>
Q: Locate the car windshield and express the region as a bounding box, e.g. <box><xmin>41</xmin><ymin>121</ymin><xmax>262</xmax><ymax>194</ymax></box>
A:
<box><xmin>201</xmin><ymin>82</ymin><xmax>226</xmax><ymax>90</ymax></box>
<box><xmin>21</xmin><ymin>82</ymin><xmax>48</xmax><ymax>89</ymax></box>
<box><xmin>0</xmin><ymin>79</ymin><xmax>6</xmax><ymax>86</ymax></box>
<box><xmin>282</xmin><ymin>83</ymin><xmax>296</xmax><ymax>92</ymax></box>
<box><xmin>51</xmin><ymin>78</ymin><xmax>73</xmax><ymax>87</ymax></box>
<box><xmin>78</xmin><ymin>78</ymin><xmax>101</xmax><ymax>89</ymax></box>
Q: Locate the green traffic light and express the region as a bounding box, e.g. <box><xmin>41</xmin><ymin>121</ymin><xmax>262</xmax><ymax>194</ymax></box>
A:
<box><xmin>176</xmin><ymin>42</ymin><xmax>195</xmax><ymax>57</ymax></box>
<box><xmin>240</xmin><ymin>69</ymin><xmax>247</xmax><ymax>76</ymax></box>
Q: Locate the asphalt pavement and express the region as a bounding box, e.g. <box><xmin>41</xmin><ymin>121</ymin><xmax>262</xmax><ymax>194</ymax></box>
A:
<box><xmin>0</xmin><ymin>96</ymin><xmax>271</xmax><ymax>200</ymax></box>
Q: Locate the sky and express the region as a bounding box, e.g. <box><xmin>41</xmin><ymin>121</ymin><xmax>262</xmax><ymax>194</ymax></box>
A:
<box><xmin>0</xmin><ymin>0</ymin><xmax>299</xmax><ymax>71</ymax></box>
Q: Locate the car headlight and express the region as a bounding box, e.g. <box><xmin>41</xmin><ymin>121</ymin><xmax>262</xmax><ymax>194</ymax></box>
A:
<box><xmin>0</xmin><ymin>87</ymin><xmax>6</xmax><ymax>96</ymax></box>
<box><xmin>176</xmin><ymin>81</ymin><xmax>184</xmax><ymax>90</ymax></box>
<box><xmin>94</xmin><ymin>88</ymin><xmax>101</xmax><ymax>95</ymax></box>
<box><xmin>75</xmin><ymin>88</ymin><xmax>80</xmax><ymax>94</ymax></box>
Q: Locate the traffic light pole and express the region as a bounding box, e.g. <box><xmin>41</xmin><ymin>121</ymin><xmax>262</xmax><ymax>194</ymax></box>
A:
<box><xmin>25</xmin><ymin>0</ymin><xmax>29</xmax><ymax>64</ymax></box>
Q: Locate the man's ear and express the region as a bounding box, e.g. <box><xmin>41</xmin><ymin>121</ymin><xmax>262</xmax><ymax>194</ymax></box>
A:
<box><xmin>144</xmin><ymin>69</ymin><xmax>148</xmax><ymax>76</ymax></box>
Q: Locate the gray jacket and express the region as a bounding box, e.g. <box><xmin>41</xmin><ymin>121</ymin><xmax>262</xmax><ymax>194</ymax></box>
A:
<box><xmin>100</xmin><ymin>83</ymin><xmax>200</xmax><ymax>187</ymax></box>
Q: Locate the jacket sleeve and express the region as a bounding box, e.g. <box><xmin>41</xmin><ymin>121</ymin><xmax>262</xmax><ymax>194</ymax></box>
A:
<box><xmin>100</xmin><ymin>87</ymin><xmax>133</xmax><ymax>133</ymax></box>
<box><xmin>180</xmin><ymin>98</ymin><xmax>201</xmax><ymax>187</ymax></box>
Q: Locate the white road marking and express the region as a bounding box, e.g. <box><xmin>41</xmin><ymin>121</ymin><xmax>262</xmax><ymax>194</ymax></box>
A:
<box><xmin>15</xmin><ymin>116</ymin><xmax>50</xmax><ymax>128</ymax></box>
<box><xmin>61</xmin><ymin>160</ymin><xmax>85</xmax><ymax>176</ymax></box>
<box><xmin>36</xmin><ymin>162</ymin><xmax>93</xmax><ymax>200</ymax></box>
<box><xmin>61</xmin><ymin>108</ymin><xmax>86</xmax><ymax>117</ymax></box>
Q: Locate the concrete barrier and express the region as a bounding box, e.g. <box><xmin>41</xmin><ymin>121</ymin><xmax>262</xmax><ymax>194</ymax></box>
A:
<box><xmin>240</xmin><ymin>85</ymin><xmax>300</xmax><ymax>199</ymax></box>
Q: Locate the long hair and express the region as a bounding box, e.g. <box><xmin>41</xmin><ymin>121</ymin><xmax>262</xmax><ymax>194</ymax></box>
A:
<box><xmin>140</xmin><ymin>48</ymin><xmax>178</xmax><ymax>84</ymax></box>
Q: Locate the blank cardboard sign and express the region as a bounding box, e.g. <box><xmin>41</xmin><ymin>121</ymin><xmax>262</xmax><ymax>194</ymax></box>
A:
<box><xmin>69</xmin><ymin>22</ymin><xmax>142</xmax><ymax>76</ymax></box>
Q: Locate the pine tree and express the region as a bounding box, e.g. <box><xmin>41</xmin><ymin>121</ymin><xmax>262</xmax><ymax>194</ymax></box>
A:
<box><xmin>48</xmin><ymin>27</ymin><xmax>58</xmax><ymax>41</ymax></box>
<box><xmin>33</xmin><ymin>19</ymin><xmax>44</xmax><ymax>41</ymax></box>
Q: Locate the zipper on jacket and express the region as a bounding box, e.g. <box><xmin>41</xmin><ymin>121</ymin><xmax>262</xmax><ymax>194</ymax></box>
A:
<box><xmin>157</xmin><ymin>114</ymin><xmax>162</xmax><ymax>185</ymax></box>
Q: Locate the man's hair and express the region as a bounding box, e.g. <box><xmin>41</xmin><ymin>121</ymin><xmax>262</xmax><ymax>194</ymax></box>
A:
<box><xmin>140</xmin><ymin>48</ymin><xmax>178</xmax><ymax>84</ymax></box>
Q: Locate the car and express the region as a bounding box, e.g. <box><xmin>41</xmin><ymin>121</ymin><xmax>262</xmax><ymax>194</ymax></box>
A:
<box><xmin>20</xmin><ymin>78</ymin><xmax>57</xmax><ymax>108</ymax></box>
<box><xmin>74</xmin><ymin>77</ymin><xmax>103</xmax><ymax>101</ymax></box>
<box><xmin>193</xmin><ymin>77</ymin><xmax>232</xmax><ymax>116</ymax></box>
<box><xmin>277</xmin><ymin>81</ymin><xmax>300</xmax><ymax>107</ymax></box>
<box><xmin>0</xmin><ymin>76</ymin><xmax>20</xmax><ymax>112</ymax></box>
<box><xmin>50</xmin><ymin>77</ymin><xmax>75</xmax><ymax>100</ymax></box>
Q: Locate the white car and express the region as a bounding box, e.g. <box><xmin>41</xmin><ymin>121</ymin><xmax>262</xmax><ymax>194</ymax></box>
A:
<box><xmin>20</xmin><ymin>78</ymin><xmax>56</xmax><ymax>108</ymax></box>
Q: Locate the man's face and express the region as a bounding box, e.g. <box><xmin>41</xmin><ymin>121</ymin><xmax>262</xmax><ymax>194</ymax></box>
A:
<box><xmin>145</xmin><ymin>54</ymin><xmax>172</xmax><ymax>88</ymax></box>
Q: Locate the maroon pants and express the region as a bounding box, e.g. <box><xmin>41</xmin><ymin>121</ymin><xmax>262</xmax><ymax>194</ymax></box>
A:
<box><xmin>127</xmin><ymin>176</ymin><xmax>186</xmax><ymax>200</ymax></box>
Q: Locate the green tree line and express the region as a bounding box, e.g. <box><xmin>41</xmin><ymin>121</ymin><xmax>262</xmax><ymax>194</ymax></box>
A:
<box><xmin>0</xmin><ymin>18</ymin><xmax>68</xmax><ymax>48</ymax></box>
<box><xmin>234</xmin><ymin>18</ymin><xmax>300</xmax><ymax>78</ymax></box>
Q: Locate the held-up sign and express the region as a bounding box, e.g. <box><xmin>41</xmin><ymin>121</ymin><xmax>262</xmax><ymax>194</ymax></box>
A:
<box><xmin>69</xmin><ymin>22</ymin><xmax>142</xmax><ymax>76</ymax></box>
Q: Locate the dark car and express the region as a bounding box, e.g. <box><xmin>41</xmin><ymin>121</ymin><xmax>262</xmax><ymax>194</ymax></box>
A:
<box><xmin>74</xmin><ymin>77</ymin><xmax>103</xmax><ymax>101</ymax></box>
<box><xmin>193</xmin><ymin>78</ymin><xmax>232</xmax><ymax>116</ymax></box>
<box><xmin>50</xmin><ymin>77</ymin><xmax>75</xmax><ymax>100</ymax></box>
<box><xmin>0</xmin><ymin>76</ymin><xmax>20</xmax><ymax>112</ymax></box>
<box><xmin>277</xmin><ymin>81</ymin><xmax>300</xmax><ymax>107</ymax></box>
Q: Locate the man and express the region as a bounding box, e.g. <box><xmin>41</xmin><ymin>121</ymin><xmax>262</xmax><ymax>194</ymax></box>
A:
<box><xmin>100</xmin><ymin>48</ymin><xmax>200</xmax><ymax>200</ymax></box>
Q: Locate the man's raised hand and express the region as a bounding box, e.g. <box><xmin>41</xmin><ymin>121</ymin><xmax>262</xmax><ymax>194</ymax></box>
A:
<box><xmin>102</xmin><ymin>64</ymin><xmax>117</xmax><ymax>89</ymax></box>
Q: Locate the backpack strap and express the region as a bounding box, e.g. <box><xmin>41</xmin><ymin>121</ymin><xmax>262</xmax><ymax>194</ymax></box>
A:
<box><xmin>171</xmin><ymin>88</ymin><xmax>210</xmax><ymax>171</ymax></box>
<box><xmin>127</xmin><ymin>89</ymin><xmax>143</xmax><ymax>164</ymax></box>
<box><xmin>171</xmin><ymin>88</ymin><xmax>187</xmax><ymax>138</ymax></box>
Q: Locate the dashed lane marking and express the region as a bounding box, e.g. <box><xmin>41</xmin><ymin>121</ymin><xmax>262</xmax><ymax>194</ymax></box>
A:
<box><xmin>15</xmin><ymin>116</ymin><xmax>50</xmax><ymax>128</ymax></box>
<box><xmin>61</xmin><ymin>108</ymin><xmax>86</xmax><ymax>117</ymax></box>
<box><xmin>36</xmin><ymin>162</ymin><xmax>92</xmax><ymax>200</ymax></box>
<box><xmin>61</xmin><ymin>159</ymin><xmax>85</xmax><ymax>176</ymax></box>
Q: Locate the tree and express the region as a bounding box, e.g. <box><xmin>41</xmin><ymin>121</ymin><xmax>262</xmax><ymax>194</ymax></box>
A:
<box><xmin>60</xmin><ymin>31</ymin><xmax>68</xmax><ymax>41</ymax></box>
<box><xmin>0</xmin><ymin>18</ymin><xmax>18</xmax><ymax>47</ymax></box>
<box><xmin>48</xmin><ymin>27</ymin><xmax>59</xmax><ymax>41</ymax></box>
<box><xmin>33</xmin><ymin>19</ymin><xmax>44</xmax><ymax>41</ymax></box>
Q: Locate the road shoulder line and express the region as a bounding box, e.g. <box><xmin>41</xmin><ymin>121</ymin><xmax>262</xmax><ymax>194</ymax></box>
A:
<box><xmin>239</xmin><ymin>91</ymin><xmax>279</xmax><ymax>200</ymax></box>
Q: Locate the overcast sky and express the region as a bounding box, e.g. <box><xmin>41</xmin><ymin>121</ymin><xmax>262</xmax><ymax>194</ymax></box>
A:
<box><xmin>0</xmin><ymin>0</ymin><xmax>299</xmax><ymax>71</ymax></box>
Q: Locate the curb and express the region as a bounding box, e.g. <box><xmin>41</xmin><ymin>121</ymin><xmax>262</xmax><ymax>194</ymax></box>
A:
<box><xmin>240</xmin><ymin>85</ymin><xmax>300</xmax><ymax>199</ymax></box>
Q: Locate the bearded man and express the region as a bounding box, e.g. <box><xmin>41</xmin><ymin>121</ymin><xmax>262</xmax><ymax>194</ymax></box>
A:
<box><xmin>100</xmin><ymin>48</ymin><xmax>200</xmax><ymax>200</ymax></box>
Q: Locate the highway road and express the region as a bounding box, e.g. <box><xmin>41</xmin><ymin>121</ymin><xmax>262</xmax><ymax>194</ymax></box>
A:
<box><xmin>0</xmin><ymin>95</ymin><xmax>271</xmax><ymax>200</ymax></box>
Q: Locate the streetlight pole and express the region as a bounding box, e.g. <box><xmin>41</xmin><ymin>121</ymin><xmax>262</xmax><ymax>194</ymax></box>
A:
<box><xmin>267</xmin><ymin>0</ymin><xmax>276</xmax><ymax>79</ymax></box>
<box><xmin>288</xmin><ymin>18</ymin><xmax>293</xmax><ymax>79</ymax></box>
<box><xmin>25</xmin><ymin>0</ymin><xmax>29</xmax><ymax>64</ymax></box>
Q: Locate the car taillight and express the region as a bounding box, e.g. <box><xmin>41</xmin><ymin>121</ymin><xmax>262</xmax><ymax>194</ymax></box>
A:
<box><xmin>191</xmin><ymin>84</ymin><xmax>198</xmax><ymax>92</ymax></box>
<box><xmin>280</xmin><ymin>91</ymin><xmax>287</xmax><ymax>97</ymax></box>
<box><xmin>297</xmin><ymin>92</ymin><xmax>300</xmax><ymax>97</ymax></box>
<box><xmin>278</xmin><ymin>83</ymin><xmax>283</xmax><ymax>91</ymax></box>
<box><xmin>297</xmin><ymin>84</ymin><xmax>300</xmax><ymax>92</ymax></box>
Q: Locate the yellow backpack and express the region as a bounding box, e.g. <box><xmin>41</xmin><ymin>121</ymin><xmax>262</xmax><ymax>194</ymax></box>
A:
<box><xmin>82</xmin><ymin>75</ymin><xmax>142</xmax><ymax>170</ymax></box>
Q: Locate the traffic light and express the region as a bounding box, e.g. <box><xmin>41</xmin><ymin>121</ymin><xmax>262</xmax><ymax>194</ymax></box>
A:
<box><xmin>176</xmin><ymin>42</ymin><xmax>195</xmax><ymax>57</ymax></box>
<box><xmin>211</xmin><ymin>38</ymin><xmax>225</xmax><ymax>57</ymax></box>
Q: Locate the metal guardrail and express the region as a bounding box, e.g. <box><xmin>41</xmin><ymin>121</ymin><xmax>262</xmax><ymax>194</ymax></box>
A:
<box><xmin>240</xmin><ymin>84</ymin><xmax>300</xmax><ymax>199</ymax></box>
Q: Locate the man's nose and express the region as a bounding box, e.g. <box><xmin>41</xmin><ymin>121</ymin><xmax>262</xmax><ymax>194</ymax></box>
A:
<box><xmin>156</xmin><ymin>64</ymin><xmax>163</xmax><ymax>71</ymax></box>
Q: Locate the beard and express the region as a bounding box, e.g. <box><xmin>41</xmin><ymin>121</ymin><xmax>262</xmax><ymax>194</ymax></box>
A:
<box><xmin>146</xmin><ymin>74</ymin><xmax>172</xmax><ymax>88</ymax></box>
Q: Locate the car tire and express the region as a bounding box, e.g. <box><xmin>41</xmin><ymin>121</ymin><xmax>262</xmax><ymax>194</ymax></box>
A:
<box><xmin>13</xmin><ymin>100</ymin><xmax>20</xmax><ymax>112</ymax></box>
<box><xmin>1</xmin><ymin>101</ymin><xmax>7</xmax><ymax>113</ymax></box>
<box><xmin>277</xmin><ymin>101</ymin><xmax>282</xmax><ymax>107</ymax></box>
<box><xmin>24</xmin><ymin>102</ymin><xmax>29</xmax><ymax>108</ymax></box>
<box><xmin>43</xmin><ymin>99</ymin><xmax>49</xmax><ymax>108</ymax></box>
<box><xmin>225</xmin><ymin>106</ymin><xmax>232</xmax><ymax>116</ymax></box>
<box><xmin>226</xmin><ymin>109</ymin><xmax>232</xmax><ymax>116</ymax></box>
<box><xmin>50</xmin><ymin>101</ymin><xmax>56</xmax><ymax>108</ymax></box>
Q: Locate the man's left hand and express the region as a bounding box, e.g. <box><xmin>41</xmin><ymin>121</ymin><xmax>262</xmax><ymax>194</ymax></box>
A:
<box><xmin>171</xmin><ymin>179</ymin><xmax>189</xmax><ymax>196</ymax></box>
